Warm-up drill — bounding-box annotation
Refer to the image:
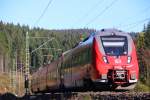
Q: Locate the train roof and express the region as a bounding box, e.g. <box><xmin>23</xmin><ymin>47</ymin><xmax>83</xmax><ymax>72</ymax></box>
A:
<box><xmin>95</xmin><ymin>28</ymin><xmax>131</xmax><ymax>37</ymax></box>
<box><xmin>77</xmin><ymin>28</ymin><xmax>131</xmax><ymax>47</ymax></box>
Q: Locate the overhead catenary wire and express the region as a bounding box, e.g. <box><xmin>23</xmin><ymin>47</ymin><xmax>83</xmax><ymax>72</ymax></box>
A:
<box><xmin>84</xmin><ymin>0</ymin><xmax>118</xmax><ymax>27</ymax></box>
<box><xmin>75</xmin><ymin>0</ymin><xmax>105</xmax><ymax>25</ymax></box>
<box><xmin>118</xmin><ymin>17</ymin><xmax>150</xmax><ymax>31</ymax></box>
<box><xmin>125</xmin><ymin>23</ymin><xmax>146</xmax><ymax>31</ymax></box>
<box><xmin>120</xmin><ymin>17</ymin><xmax>150</xmax><ymax>28</ymax></box>
<box><xmin>117</xmin><ymin>5</ymin><xmax>150</xmax><ymax>28</ymax></box>
<box><xmin>31</xmin><ymin>38</ymin><xmax>55</xmax><ymax>54</ymax></box>
<box><xmin>126</xmin><ymin>5</ymin><xmax>150</xmax><ymax>20</ymax></box>
<box><xmin>34</xmin><ymin>0</ymin><xmax>53</xmax><ymax>26</ymax></box>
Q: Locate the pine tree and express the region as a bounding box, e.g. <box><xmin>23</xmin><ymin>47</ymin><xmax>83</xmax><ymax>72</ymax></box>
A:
<box><xmin>144</xmin><ymin>22</ymin><xmax>150</xmax><ymax>48</ymax></box>
<box><xmin>137</xmin><ymin>32</ymin><xmax>147</xmax><ymax>83</ymax></box>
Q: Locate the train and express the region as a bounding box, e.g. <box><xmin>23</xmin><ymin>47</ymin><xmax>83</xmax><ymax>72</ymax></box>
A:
<box><xmin>31</xmin><ymin>29</ymin><xmax>139</xmax><ymax>93</ymax></box>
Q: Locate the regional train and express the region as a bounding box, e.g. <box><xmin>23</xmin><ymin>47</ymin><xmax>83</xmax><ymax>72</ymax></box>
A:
<box><xmin>31</xmin><ymin>29</ymin><xmax>139</xmax><ymax>93</ymax></box>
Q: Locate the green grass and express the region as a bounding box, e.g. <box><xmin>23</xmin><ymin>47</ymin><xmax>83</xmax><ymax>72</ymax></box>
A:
<box><xmin>83</xmin><ymin>95</ymin><xmax>92</xmax><ymax>100</ymax></box>
<box><xmin>134</xmin><ymin>81</ymin><xmax>150</xmax><ymax>92</ymax></box>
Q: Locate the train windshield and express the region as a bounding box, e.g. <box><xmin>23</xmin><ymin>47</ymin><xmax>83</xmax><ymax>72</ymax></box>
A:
<box><xmin>101</xmin><ymin>36</ymin><xmax>128</xmax><ymax>56</ymax></box>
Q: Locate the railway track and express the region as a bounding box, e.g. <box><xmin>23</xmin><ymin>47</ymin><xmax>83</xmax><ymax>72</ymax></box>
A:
<box><xmin>0</xmin><ymin>92</ymin><xmax>150</xmax><ymax>100</ymax></box>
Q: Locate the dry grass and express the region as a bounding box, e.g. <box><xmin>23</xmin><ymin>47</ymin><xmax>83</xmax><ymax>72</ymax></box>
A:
<box><xmin>0</xmin><ymin>72</ymin><xmax>25</xmax><ymax>96</ymax></box>
<box><xmin>0</xmin><ymin>73</ymin><xmax>11</xmax><ymax>94</ymax></box>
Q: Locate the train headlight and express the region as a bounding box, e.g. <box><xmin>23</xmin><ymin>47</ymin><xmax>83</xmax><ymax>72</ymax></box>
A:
<box><xmin>127</xmin><ymin>56</ymin><xmax>132</xmax><ymax>64</ymax></box>
<box><xmin>101</xmin><ymin>74</ymin><xmax>107</xmax><ymax>79</ymax></box>
<box><xmin>103</xmin><ymin>56</ymin><xmax>109</xmax><ymax>64</ymax></box>
<box><xmin>131</xmin><ymin>73</ymin><xmax>136</xmax><ymax>80</ymax></box>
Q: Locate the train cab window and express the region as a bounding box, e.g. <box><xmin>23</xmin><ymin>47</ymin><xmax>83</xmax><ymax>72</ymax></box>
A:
<box><xmin>101</xmin><ymin>36</ymin><xmax>128</xmax><ymax>56</ymax></box>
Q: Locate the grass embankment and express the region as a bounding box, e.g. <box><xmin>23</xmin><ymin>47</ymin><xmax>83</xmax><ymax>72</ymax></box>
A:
<box><xmin>134</xmin><ymin>81</ymin><xmax>150</xmax><ymax>92</ymax></box>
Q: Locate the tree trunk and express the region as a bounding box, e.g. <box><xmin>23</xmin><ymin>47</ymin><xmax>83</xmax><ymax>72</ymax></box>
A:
<box><xmin>0</xmin><ymin>54</ymin><xmax>4</xmax><ymax>73</ymax></box>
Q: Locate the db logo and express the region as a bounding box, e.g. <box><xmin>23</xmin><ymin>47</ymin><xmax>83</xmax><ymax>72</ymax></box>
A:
<box><xmin>115</xmin><ymin>59</ymin><xmax>121</xmax><ymax>64</ymax></box>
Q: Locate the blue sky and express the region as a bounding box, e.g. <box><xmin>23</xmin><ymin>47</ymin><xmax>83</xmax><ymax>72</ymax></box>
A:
<box><xmin>0</xmin><ymin>0</ymin><xmax>150</xmax><ymax>32</ymax></box>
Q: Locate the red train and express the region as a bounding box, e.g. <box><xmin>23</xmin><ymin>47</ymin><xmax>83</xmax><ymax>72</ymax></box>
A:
<box><xmin>31</xmin><ymin>29</ymin><xmax>139</xmax><ymax>93</ymax></box>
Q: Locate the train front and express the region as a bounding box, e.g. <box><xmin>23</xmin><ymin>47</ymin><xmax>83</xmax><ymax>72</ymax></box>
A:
<box><xmin>92</xmin><ymin>29</ymin><xmax>139</xmax><ymax>89</ymax></box>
